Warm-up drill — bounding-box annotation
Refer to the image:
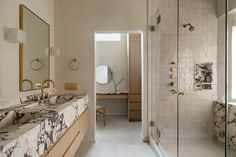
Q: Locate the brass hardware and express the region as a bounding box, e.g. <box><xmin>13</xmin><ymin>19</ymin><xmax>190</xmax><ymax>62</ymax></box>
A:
<box><xmin>69</xmin><ymin>58</ymin><xmax>79</xmax><ymax>71</ymax></box>
<box><xmin>22</xmin><ymin>79</ymin><xmax>33</xmax><ymax>90</ymax></box>
<box><xmin>150</xmin><ymin>26</ymin><xmax>156</xmax><ymax>32</ymax></box>
<box><xmin>64</xmin><ymin>83</ymin><xmax>78</xmax><ymax>90</ymax></box>
<box><xmin>171</xmin><ymin>90</ymin><xmax>184</xmax><ymax>95</ymax></box>
<box><xmin>30</xmin><ymin>58</ymin><xmax>43</xmax><ymax>71</ymax></box>
<box><xmin>170</xmin><ymin>74</ymin><xmax>175</xmax><ymax>79</ymax></box>
<box><xmin>41</xmin><ymin>79</ymin><xmax>55</xmax><ymax>100</ymax></box>
<box><xmin>157</xmin><ymin>14</ymin><xmax>161</xmax><ymax>25</ymax></box>
<box><xmin>170</xmin><ymin>89</ymin><xmax>178</xmax><ymax>94</ymax></box>
<box><xmin>156</xmin><ymin>128</ymin><xmax>161</xmax><ymax>138</ymax></box>
<box><xmin>150</xmin><ymin>121</ymin><xmax>155</xmax><ymax>127</ymax></box>
<box><xmin>170</xmin><ymin>82</ymin><xmax>175</xmax><ymax>87</ymax></box>
<box><xmin>183</xmin><ymin>23</ymin><xmax>195</xmax><ymax>32</ymax></box>
<box><xmin>170</xmin><ymin>67</ymin><xmax>174</xmax><ymax>72</ymax></box>
<box><xmin>169</xmin><ymin>62</ymin><xmax>176</xmax><ymax>88</ymax></box>
<box><xmin>178</xmin><ymin>92</ymin><xmax>184</xmax><ymax>95</ymax></box>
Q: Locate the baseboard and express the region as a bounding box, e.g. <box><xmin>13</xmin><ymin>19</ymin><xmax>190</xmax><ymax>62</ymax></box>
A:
<box><xmin>149</xmin><ymin>136</ymin><xmax>166</xmax><ymax>157</ymax></box>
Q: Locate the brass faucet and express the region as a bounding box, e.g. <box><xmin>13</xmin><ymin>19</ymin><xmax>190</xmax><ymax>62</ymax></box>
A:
<box><xmin>41</xmin><ymin>79</ymin><xmax>55</xmax><ymax>100</ymax></box>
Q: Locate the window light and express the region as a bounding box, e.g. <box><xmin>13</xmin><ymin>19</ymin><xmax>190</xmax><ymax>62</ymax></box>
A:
<box><xmin>231</xmin><ymin>26</ymin><xmax>236</xmax><ymax>99</ymax></box>
<box><xmin>95</xmin><ymin>33</ymin><xmax>121</xmax><ymax>41</ymax></box>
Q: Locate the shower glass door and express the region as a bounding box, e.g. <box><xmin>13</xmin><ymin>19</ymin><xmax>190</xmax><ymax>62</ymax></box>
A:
<box><xmin>149</xmin><ymin>11</ymin><xmax>160</xmax><ymax>144</ymax></box>
<box><xmin>148</xmin><ymin>0</ymin><xmax>178</xmax><ymax>156</ymax></box>
<box><xmin>178</xmin><ymin>0</ymin><xmax>225</xmax><ymax>156</ymax></box>
<box><xmin>178</xmin><ymin>0</ymin><xmax>235</xmax><ymax>157</ymax></box>
<box><xmin>227</xmin><ymin>0</ymin><xmax>236</xmax><ymax>156</ymax></box>
<box><xmin>148</xmin><ymin>0</ymin><xmax>236</xmax><ymax>157</ymax></box>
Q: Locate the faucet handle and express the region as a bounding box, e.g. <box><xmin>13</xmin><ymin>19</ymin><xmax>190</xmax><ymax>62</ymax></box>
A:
<box><xmin>170</xmin><ymin>89</ymin><xmax>178</xmax><ymax>94</ymax></box>
<box><xmin>178</xmin><ymin>91</ymin><xmax>184</xmax><ymax>95</ymax></box>
<box><xmin>44</xmin><ymin>92</ymin><xmax>49</xmax><ymax>99</ymax></box>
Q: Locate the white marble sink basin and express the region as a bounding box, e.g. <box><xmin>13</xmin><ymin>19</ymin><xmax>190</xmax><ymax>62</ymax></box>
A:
<box><xmin>0</xmin><ymin>94</ymin><xmax>88</xmax><ymax>157</ymax></box>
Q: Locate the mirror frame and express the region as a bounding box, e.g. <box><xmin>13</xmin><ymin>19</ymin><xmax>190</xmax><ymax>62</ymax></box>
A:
<box><xmin>19</xmin><ymin>5</ymin><xmax>50</xmax><ymax>91</ymax></box>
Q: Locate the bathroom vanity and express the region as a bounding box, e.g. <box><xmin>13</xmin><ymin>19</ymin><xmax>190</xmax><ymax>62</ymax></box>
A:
<box><xmin>0</xmin><ymin>94</ymin><xmax>89</xmax><ymax>157</ymax></box>
<box><xmin>0</xmin><ymin>6</ymin><xmax>90</xmax><ymax>157</ymax></box>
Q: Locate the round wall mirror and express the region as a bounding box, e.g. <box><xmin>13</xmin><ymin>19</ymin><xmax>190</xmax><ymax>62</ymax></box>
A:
<box><xmin>96</xmin><ymin>65</ymin><xmax>113</xmax><ymax>84</ymax></box>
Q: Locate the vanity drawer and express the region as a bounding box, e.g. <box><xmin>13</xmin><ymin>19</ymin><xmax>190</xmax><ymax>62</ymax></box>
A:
<box><xmin>129</xmin><ymin>94</ymin><xmax>141</xmax><ymax>102</ymax></box>
<box><xmin>63</xmin><ymin>108</ymin><xmax>89</xmax><ymax>157</ymax></box>
<box><xmin>129</xmin><ymin>111</ymin><xmax>141</xmax><ymax>121</ymax></box>
<box><xmin>129</xmin><ymin>102</ymin><xmax>141</xmax><ymax>110</ymax></box>
<box><xmin>45</xmin><ymin>113</ymin><xmax>81</xmax><ymax>157</ymax></box>
<box><xmin>45</xmin><ymin>108</ymin><xmax>89</xmax><ymax>157</ymax></box>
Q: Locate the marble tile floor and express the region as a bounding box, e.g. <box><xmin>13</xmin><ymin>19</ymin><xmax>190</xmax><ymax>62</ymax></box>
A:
<box><xmin>161</xmin><ymin>139</ymin><xmax>236</xmax><ymax>157</ymax></box>
<box><xmin>75</xmin><ymin>116</ymin><xmax>156</xmax><ymax>157</ymax></box>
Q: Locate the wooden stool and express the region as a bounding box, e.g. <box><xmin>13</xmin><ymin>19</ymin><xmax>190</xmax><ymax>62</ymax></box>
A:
<box><xmin>96</xmin><ymin>105</ymin><xmax>106</xmax><ymax>126</ymax></box>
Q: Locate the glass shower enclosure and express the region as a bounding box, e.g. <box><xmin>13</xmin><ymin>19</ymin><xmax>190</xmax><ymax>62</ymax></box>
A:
<box><xmin>148</xmin><ymin>0</ymin><xmax>236</xmax><ymax>157</ymax></box>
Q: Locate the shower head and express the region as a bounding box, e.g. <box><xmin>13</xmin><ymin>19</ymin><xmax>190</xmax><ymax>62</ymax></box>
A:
<box><xmin>183</xmin><ymin>23</ymin><xmax>195</xmax><ymax>32</ymax></box>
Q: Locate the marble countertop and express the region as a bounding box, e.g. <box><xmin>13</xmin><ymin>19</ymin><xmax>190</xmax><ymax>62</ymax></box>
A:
<box><xmin>0</xmin><ymin>94</ymin><xmax>88</xmax><ymax>157</ymax></box>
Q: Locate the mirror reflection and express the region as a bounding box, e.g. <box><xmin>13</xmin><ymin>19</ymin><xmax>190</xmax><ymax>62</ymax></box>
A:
<box><xmin>19</xmin><ymin>5</ymin><xmax>50</xmax><ymax>91</ymax></box>
<box><xmin>96</xmin><ymin>65</ymin><xmax>113</xmax><ymax>84</ymax></box>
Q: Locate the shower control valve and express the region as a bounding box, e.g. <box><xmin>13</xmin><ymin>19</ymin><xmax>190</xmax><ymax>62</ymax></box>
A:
<box><xmin>178</xmin><ymin>92</ymin><xmax>184</xmax><ymax>95</ymax></box>
<box><xmin>170</xmin><ymin>89</ymin><xmax>178</xmax><ymax>94</ymax></box>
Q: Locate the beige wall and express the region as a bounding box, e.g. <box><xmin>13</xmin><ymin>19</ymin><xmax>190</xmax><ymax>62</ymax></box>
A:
<box><xmin>55</xmin><ymin>0</ymin><xmax>147</xmax><ymax>141</ymax></box>
<box><xmin>0</xmin><ymin>0</ymin><xmax>55</xmax><ymax>108</ymax></box>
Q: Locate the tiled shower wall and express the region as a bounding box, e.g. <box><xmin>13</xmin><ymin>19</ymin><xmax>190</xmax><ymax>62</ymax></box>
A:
<box><xmin>148</xmin><ymin>0</ymin><xmax>218</xmax><ymax>140</ymax></box>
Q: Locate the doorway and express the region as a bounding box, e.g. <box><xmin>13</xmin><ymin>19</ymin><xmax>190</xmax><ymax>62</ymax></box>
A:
<box><xmin>94</xmin><ymin>31</ymin><xmax>146</xmax><ymax>142</ymax></box>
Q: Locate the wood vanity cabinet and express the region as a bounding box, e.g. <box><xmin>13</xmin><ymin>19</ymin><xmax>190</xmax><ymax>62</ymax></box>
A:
<box><xmin>44</xmin><ymin>108</ymin><xmax>89</xmax><ymax>157</ymax></box>
<box><xmin>128</xmin><ymin>34</ymin><xmax>142</xmax><ymax>121</ymax></box>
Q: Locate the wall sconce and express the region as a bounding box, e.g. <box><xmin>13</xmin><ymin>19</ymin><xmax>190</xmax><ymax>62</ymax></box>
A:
<box><xmin>45</xmin><ymin>47</ymin><xmax>61</xmax><ymax>56</ymax></box>
<box><xmin>4</xmin><ymin>27</ymin><xmax>26</xmax><ymax>44</ymax></box>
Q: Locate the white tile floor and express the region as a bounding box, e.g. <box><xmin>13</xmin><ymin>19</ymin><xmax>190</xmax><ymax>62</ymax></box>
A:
<box><xmin>75</xmin><ymin>116</ymin><xmax>156</xmax><ymax>157</ymax></box>
<box><xmin>161</xmin><ymin>139</ymin><xmax>236</xmax><ymax>157</ymax></box>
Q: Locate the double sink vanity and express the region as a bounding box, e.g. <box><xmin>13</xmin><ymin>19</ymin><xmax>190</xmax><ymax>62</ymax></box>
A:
<box><xmin>0</xmin><ymin>93</ymin><xmax>89</xmax><ymax>157</ymax></box>
<box><xmin>1</xmin><ymin>4</ymin><xmax>90</xmax><ymax>157</ymax></box>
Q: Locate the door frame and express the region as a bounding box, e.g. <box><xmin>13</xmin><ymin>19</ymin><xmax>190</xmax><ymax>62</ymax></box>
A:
<box><xmin>93</xmin><ymin>30</ymin><xmax>148</xmax><ymax>141</ymax></box>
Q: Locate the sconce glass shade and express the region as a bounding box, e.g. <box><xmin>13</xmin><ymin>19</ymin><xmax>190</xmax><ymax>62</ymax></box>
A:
<box><xmin>4</xmin><ymin>27</ymin><xmax>26</xmax><ymax>44</ymax></box>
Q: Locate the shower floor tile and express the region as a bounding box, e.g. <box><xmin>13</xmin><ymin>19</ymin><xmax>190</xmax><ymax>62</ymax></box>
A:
<box><xmin>161</xmin><ymin>139</ymin><xmax>236</xmax><ymax>157</ymax></box>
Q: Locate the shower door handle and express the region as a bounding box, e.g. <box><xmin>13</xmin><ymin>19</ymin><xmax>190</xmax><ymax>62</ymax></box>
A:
<box><xmin>170</xmin><ymin>89</ymin><xmax>178</xmax><ymax>94</ymax></box>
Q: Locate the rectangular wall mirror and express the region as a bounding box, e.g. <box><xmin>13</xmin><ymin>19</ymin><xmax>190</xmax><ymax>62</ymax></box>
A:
<box><xmin>19</xmin><ymin>5</ymin><xmax>50</xmax><ymax>91</ymax></box>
